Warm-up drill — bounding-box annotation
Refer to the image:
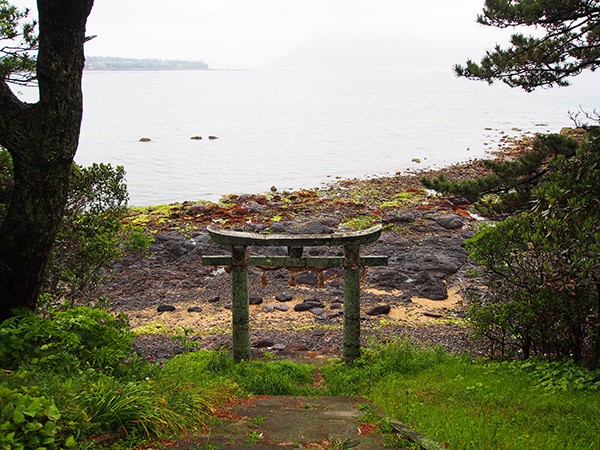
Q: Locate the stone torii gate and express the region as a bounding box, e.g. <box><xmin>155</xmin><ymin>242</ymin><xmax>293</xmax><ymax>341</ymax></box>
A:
<box><xmin>202</xmin><ymin>224</ymin><xmax>388</xmax><ymax>362</ymax></box>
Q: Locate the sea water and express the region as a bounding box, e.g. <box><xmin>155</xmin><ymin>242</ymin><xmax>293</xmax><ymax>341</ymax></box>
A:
<box><xmin>17</xmin><ymin>67</ymin><xmax>600</xmax><ymax>206</ymax></box>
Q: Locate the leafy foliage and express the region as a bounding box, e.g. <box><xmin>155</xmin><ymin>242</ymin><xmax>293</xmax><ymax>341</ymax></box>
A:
<box><xmin>1</xmin><ymin>148</ymin><xmax>152</xmax><ymax>307</ymax></box>
<box><xmin>465</xmin><ymin>129</ymin><xmax>600</xmax><ymax>367</ymax></box>
<box><xmin>0</xmin><ymin>0</ymin><xmax>37</xmax><ymax>85</ymax></box>
<box><xmin>42</xmin><ymin>162</ymin><xmax>152</xmax><ymax>305</ymax></box>
<box><xmin>322</xmin><ymin>339</ymin><xmax>450</xmax><ymax>396</ymax></box>
<box><xmin>0</xmin><ymin>386</ymin><xmax>72</xmax><ymax>450</ymax></box>
<box><xmin>456</xmin><ymin>0</ymin><xmax>600</xmax><ymax>91</ymax></box>
<box><xmin>421</xmin><ymin>133</ymin><xmax>578</xmax><ymax>215</ymax></box>
<box><xmin>0</xmin><ymin>307</ymin><xmax>135</xmax><ymax>374</ymax></box>
<box><xmin>506</xmin><ymin>358</ymin><xmax>600</xmax><ymax>392</ymax></box>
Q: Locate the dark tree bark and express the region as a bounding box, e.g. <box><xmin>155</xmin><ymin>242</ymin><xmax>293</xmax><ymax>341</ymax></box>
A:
<box><xmin>0</xmin><ymin>0</ymin><xmax>94</xmax><ymax>322</ymax></box>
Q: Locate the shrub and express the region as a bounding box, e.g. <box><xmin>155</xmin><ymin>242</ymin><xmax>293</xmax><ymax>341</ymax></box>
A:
<box><xmin>1</xmin><ymin>149</ymin><xmax>152</xmax><ymax>308</ymax></box>
<box><xmin>0</xmin><ymin>307</ymin><xmax>135</xmax><ymax>374</ymax></box>
<box><xmin>466</xmin><ymin>129</ymin><xmax>600</xmax><ymax>367</ymax></box>
<box><xmin>322</xmin><ymin>339</ymin><xmax>450</xmax><ymax>396</ymax></box>
<box><xmin>0</xmin><ymin>386</ymin><xmax>73</xmax><ymax>450</ymax></box>
<box><xmin>421</xmin><ymin>133</ymin><xmax>578</xmax><ymax>215</ymax></box>
<box><xmin>75</xmin><ymin>375</ymin><xmax>198</xmax><ymax>437</ymax></box>
<box><xmin>43</xmin><ymin>162</ymin><xmax>152</xmax><ymax>305</ymax></box>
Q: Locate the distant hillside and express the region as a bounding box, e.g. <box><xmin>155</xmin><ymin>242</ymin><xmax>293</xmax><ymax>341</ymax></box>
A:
<box><xmin>85</xmin><ymin>56</ymin><xmax>209</xmax><ymax>71</ymax></box>
<box><xmin>269</xmin><ymin>34</ymin><xmax>482</xmax><ymax>68</ymax></box>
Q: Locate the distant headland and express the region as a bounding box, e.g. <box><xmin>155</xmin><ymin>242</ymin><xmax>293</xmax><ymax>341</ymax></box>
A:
<box><xmin>85</xmin><ymin>56</ymin><xmax>209</xmax><ymax>71</ymax></box>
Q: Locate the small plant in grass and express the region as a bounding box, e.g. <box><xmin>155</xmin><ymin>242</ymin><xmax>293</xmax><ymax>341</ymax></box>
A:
<box><xmin>171</xmin><ymin>326</ymin><xmax>201</xmax><ymax>353</ymax></box>
<box><xmin>250</xmin><ymin>416</ymin><xmax>266</xmax><ymax>427</ymax></box>
<box><xmin>243</xmin><ymin>431</ymin><xmax>263</xmax><ymax>444</ymax></box>
<box><xmin>329</xmin><ymin>435</ymin><xmax>359</xmax><ymax>449</ymax></box>
<box><xmin>233</xmin><ymin>360</ymin><xmax>316</xmax><ymax>395</ymax></box>
<box><xmin>75</xmin><ymin>374</ymin><xmax>202</xmax><ymax>437</ymax></box>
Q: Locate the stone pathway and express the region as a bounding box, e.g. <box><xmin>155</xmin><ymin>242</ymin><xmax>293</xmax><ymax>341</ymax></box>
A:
<box><xmin>173</xmin><ymin>396</ymin><xmax>387</xmax><ymax>449</ymax></box>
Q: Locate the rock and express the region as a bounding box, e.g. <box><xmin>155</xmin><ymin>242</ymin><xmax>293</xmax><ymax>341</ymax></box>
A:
<box><xmin>224</xmin><ymin>303</ymin><xmax>233</xmax><ymax>310</ymax></box>
<box><xmin>163</xmin><ymin>240</ymin><xmax>189</xmax><ymax>257</ymax></box>
<box><xmin>190</xmin><ymin>136</ymin><xmax>202</xmax><ymax>140</ymax></box>
<box><xmin>285</xmin><ymin>343</ymin><xmax>309</xmax><ymax>352</ymax></box>
<box><xmin>436</xmin><ymin>214</ymin><xmax>464</xmax><ymax>230</ymax></box>
<box><xmin>275</xmin><ymin>292</ymin><xmax>294</xmax><ymax>302</ymax></box>
<box><xmin>269</xmin><ymin>222</ymin><xmax>286</xmax><ymax>233</ymax></box>
<box><xmin>295</xmin><ymin>272</ymin><xmax>319</xmax><ymax>286</ymax></box>
<box><xmin>187</xmin><ymin>306</ymin><xmax>203</xmax><ymax>313</ymax></box>
<box><xmin>241</xmin><ymin>200</ymin><xmax>268</xmax><ymax>214</ymax></box>
<box><xmin>270</xmin><ymin>185</ymin><xmax>277</xmax><ymax>192</ymax></box>
<box><xmin>294</xmin><ymin>303</ymin><xmax>313</xmax><ymax>312</ymax></box>
<box><xmin>249</xmin><ymin>296</ymin><xmax>263</xmax><ymax>305</ymax></box>
<box><xmin>157</xmin><ymin>304</ymin><xmax>176</xmax><ymax>312</ymax></box>
<box><xmin>208</xmin><ymin>135</ymin><xmax>218</xmax><ymax>140</ymax></box>
<box><xmin>262</xmin><ymin>305</ymin><xmax>275</xmax><ymax>313</ymax></box>
<box><xmin>310</xmin><ymin>308</ymin><xmax>325</xmax><ymax>316</ymax></box>
<box><xmin>208</xmin><ymin>296</ymin><xmax>220</xmax><ymax>303</ymax></box>
<box><xmin>274</xmin><ymin>304</ymin><xmax>290</xmax><ymax>312</ymax></box>
<box><xmin>272</xmin><ymin>343</ymin><xmax>286</xmax><ymax>351</ymax></box>
<box><xmin>383</xmin><ymin>210</ymin><xmax>416</xmax><ymax>224</ymax></box>
<box><xmin>418</xmin><ymin>278</ymin><xmax>448</xmax><ymax>300</ymax></box>
<box><xmin>186</xmin><ymin>203</ymin><xmax>215</xmax><ymax>216</ymax></box>
<box><xmin>423</xmin><ymin>312</ymin><xmax>443</xmax><ymax>318</ymax></box>
<box><xmin>402</xmin><ymin>249</ymin><xmax>466</xmax><ymax>274</ymax></box>
<box><xmin>330</xmin><ymin>303</ymin><xmax>343</xmax><ymax>310</ymax></box>
<box><xmin>252</xmin><ymin>339</ymin><xmax>274</xmax><ymax>348</ymax></box>
<box><xmin>319</xmin><ymin>216</ymin><xmax>340</xmax><ymax>228</ymax></box>
<box><xmin>287</xmin><ymin>220</ymin><xmax>334</xmax><ymax>235</ymax></box>
<box><xmin>139</xmin><ymin>137</ymin><xmax>151</xmax><ymax>142</ymax></box>
<box><xmin>303</xmin><ymin>299</ymin><xmax>325</xmax><ymax>308</ymax></box>
<box><xmin>366</xmin><ymin>304</ymin><xmax>391</xmax><ymax>316</ymax></box>
<box><xmin>327</xmin><ymin>311</ymin><xmax>343</xmax><ymax>319</ymax></box>
<box><xmin>312</xmin><ymin>329</ymin><xmax>326</xmax><ymax>337</ymax></box>
<box><xmin>154</xmin><ymin>231</ymin><xmax>184</xmax><ymax>242</ymax></box>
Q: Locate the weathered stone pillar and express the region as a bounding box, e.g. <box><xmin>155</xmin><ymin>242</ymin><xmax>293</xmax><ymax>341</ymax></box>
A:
<box><xmin>343</xmin><ymin>244</ymin><xmax>361</xmax><ymax>362</ymax></box>
<box><xmin>231</xmin><ymin>245</ymin><xmax>250</xmax><ymax>361</ymax></box>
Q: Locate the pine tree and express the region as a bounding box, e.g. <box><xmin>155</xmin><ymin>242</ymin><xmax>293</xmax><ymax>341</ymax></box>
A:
<box><xmin>421</xmin><ymin>133</ymin><xmax>579</xmax><ymax>215</ymax></box>
<box><xmin>455</xmin><ymin>0</ymin><xmax>600</xmax><ymax>91</ymax></box>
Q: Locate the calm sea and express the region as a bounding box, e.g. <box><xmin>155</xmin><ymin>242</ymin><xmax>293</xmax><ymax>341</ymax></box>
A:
<box><xmin>18</xmin><ymin>67</ymin><xmax>600</xmax><ymax>206</ymax></box>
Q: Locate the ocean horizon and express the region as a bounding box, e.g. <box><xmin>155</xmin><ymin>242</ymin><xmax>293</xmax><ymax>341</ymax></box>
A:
<box><xmin>17</xmin><ymin>66</ymin><xmax>599</xmax><ymax>206</ymax></box>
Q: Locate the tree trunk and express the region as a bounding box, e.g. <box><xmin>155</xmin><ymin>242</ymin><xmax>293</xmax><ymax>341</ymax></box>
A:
<box><xmin>0</xmin><ymin>0</ymin><xmax>94</xmax><ymax>322</ymax></box>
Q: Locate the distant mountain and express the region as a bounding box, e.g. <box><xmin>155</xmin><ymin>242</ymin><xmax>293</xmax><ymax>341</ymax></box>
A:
<box><xmin>269</xmin><ymin>35</ymin><xmax>481</xmax><ymax>68</ymax></box>
<box><xmin>85</xmin><ymin>56</ymin><xmax>209</xmax><ymax>71</ymax></box>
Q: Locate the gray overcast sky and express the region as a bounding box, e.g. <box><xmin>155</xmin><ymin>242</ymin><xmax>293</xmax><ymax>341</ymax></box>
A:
<box><xmin>13</xmin><ymin>0</ymin><xmax>513</xmax><ymax>68</ymax></box>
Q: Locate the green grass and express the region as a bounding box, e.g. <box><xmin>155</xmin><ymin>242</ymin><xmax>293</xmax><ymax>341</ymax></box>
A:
<box><xmin>2</xmin><ymin>309</ymin><xmax>599</xmax><ymax>449</ymax></box>
<box><xmin>321</xmin><ymin>340</ymin><xmax>600</xmax><ymax>449</ymax></box>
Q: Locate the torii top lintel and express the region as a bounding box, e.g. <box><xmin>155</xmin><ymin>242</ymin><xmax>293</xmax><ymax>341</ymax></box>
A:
<box><xmin>206</xmin><ymin>223</ymin><xmax>383</xmax><ymax>248</ymax></box>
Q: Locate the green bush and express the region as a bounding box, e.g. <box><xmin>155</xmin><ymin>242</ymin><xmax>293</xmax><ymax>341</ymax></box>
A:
<box><xmin>0</xmin><ymin>386</ymin><xmax>73</xmax><ymax>450</ymax></box>
<box><xmin>466</xmin><ymin>129</ymin><xmax>600</xmax><ymax>367</ymax></box>
<box><xmin>0</xmin><ymin>307</ymin><xmax>135</xmax><ymax>374</ymax></box>
<box><xmin>1</xmin><ymin>148</ymin><xmax>152</xmax><ymax>308</ymax></box>
<box><xmin>421</xmin><ymin>133</ymin><xmax>579</xmax><ymax>215</ymax></box>
<box><xmin>322</xmin><ymin>340</ymin><xmax>450</xmax><ymax>395</ymax></box>
<box><xmin>44</xmin><ymin>162</ymin><xmax>152</xmax><ymax>305</ymax></box>
<box><xmin>233</xmin><ymin>360</ymin><xmax>315</xmax><ymax>395</ymax></box>
<box><xmin>505</xmin><ymin>358</ymin><xmax>600</xmax><ymax>393</ymax></box>
<box><xmin>75</xmin><ymin>374</ymin><xmax>196</xmax><ymax>437</ymax></box>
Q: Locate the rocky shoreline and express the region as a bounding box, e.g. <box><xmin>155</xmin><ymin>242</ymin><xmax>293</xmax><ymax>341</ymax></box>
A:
<box><xmin>93</xmin><ymin>133</ymin><xmax>540</xmax><ymax>361</ymax></box>
<box><xmin>89</xmin><ymin>153</ymin><xmax>516</xmax><ymax>363</ymax></box>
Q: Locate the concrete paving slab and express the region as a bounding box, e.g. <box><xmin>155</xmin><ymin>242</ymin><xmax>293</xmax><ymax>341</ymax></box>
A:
<box><xmin>175</xmin><ymin>395</ymin><xmax>386</xmax><ymax>449</ymax></box>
